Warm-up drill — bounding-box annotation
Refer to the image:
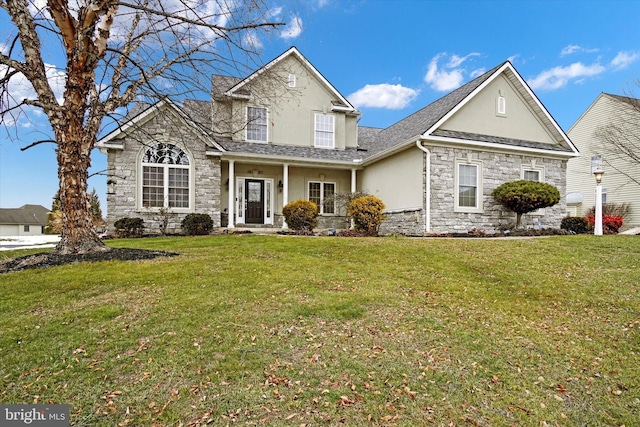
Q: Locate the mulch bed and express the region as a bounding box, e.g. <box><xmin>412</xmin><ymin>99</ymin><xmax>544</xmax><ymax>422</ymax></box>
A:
<box><xmin>0</xmin><ymin>248</ymin><xmax>179</xmax><ymax>274</ymax></box>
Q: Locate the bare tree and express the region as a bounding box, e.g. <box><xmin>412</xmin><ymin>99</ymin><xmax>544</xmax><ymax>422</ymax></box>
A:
<box><xmin>0</xmin><ymin>0</ymin><xmax>283</xmax><ymax>254</ymax></box>
<box><xmin>594</xmin><ymin>82</ymin><xmax>640</xmax><ymax>187</ymax></box>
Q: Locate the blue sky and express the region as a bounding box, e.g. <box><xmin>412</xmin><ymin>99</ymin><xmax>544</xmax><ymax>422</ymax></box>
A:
<box><xmin>1</xmin><ymin>0</ymin><xmax>639</xmax><ymax>212</ymax></box>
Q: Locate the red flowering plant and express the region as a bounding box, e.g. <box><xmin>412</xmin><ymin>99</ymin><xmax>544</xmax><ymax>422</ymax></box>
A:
<box><xmin>586</xmin><ymin>215</ymin><xmax>624</xmax><ymax>234</ymax></box>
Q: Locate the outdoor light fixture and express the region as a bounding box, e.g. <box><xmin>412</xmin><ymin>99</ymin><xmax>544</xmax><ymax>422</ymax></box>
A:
<box><xmin>278</xmin><ymin>180</ymin><xmax>283</xmax><ymax>192</ymax></box>
<box><xmin>593</xmin><ymin>163</ymin><xmax>604</xmax><ymax>236</ymax></box>
<box><xmin>107</xmin><ymin>180</ymin><xmax>116</xmax><ymax>195</ymax></box>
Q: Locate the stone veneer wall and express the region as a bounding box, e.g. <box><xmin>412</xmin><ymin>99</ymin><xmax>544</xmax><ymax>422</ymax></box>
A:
<box><xmin>106</xmin><ymin>109</ymin><xmax>221</xmax><ymax>234</ymax></box>
<box><xmin>379</xmin><ymin>146</ymin><xmax>567</xmax><ymax>235</ymax></box>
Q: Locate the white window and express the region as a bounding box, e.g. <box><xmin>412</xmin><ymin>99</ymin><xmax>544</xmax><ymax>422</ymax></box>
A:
<box><xmin>314</xmin><ymin>113</ymin><xmax>335</xmax><ymax>148</ymax></box>
<box><xmin>522</xmin><ymin>165</ymin><xmax>546</xmax><ymax>214</ymax></box>
<box><xmin>455</xmin><ymin>160</ymin><xmax>483</xmax><ymax>213</ymax></box>
<box><xmin>602</xmin><ymin>188</ymin><xmax>607</xmax><ymax>205</ymax></box>
<box><xmin>141</xmin><ymin>143</ymin><xmax>191</xmax><ymax>209</ymax></box>
<box><xmin>288</xmin><ymin>74</ymin><xmax>296</xmax><ymax>88</ymax></box>
<box><xmin>24</xmin><ymin>225</ymin><xmax>30</xmax><ymax>232</ymax></box>
<box><xmin>247</xmin><ymin>106</ymin><xmax>267</xmax><ymax>142</ymax></box>
<box><xmin>309</xmin><ymin>181</ymin><xmax>336</xmax><ymax>214</ymax></box>
<box><xmin>497</xmin><ymin>95</ymin><xmax>506</xmax><ymax>116</ymax></box>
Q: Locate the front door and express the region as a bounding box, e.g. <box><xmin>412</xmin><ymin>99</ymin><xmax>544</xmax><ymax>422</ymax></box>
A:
<box><xmin>245</xmin><ymin>179</ymin><xmax>264</xmax><ymax>224</ymax></box>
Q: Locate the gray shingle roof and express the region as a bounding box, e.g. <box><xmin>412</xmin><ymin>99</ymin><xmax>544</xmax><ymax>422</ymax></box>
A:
<box><xmin>218</xmin><ymin>140</ymin><xmax>367</xmax><ymax>163</ymax></box>
<box><xmin>0</xmin><ymin>205</ymin><xmax>49</xmax><ymax>226</ymax></box>
<box><xmin>365</xmin><ymin>62</ymin><xmax>505</xmax><ymax>157</ymax></box>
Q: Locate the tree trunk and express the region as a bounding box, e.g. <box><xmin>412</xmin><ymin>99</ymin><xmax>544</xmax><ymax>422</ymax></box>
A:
<box><xmin>516</xmin><ymin>213</ymin><xmax>523</xmax><ymax>228</ymax></box>
<box><xmin>52</xmin><ymin>63</ymin><xmax>109</xmax><ymax>255</ymax></box>
<box><xmin>55</xmin><ymin>132</ymin><xmax>109</xmax><ymax>255</ymax></box>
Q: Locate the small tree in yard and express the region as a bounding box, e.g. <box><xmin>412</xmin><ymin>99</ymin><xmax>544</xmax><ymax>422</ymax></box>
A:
<box><xmin>1</xmin><ymin>1</ymin><xmax>284</xmax><ymax>254</ymax></box>
<box><xmin>492</xmin><ymin>180</ymin><xmax>560</xmax><ymax>228</ymax></box>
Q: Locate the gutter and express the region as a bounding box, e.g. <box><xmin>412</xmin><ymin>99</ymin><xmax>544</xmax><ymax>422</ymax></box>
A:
<box><xmin>415</xmin><ymin>140</ymin><xmax>431</xmax><ymax>233</ymax></box>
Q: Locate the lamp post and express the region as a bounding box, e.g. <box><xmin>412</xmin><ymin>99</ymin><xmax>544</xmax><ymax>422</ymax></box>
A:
<box><xmin>593</xmin><ymin>168</ymin><xmax>604</xmax><ymax>236</ymax></box>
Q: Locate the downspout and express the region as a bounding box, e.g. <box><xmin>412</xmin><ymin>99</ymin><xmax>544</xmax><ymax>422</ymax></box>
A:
<box><xmin>415</xmin><ymin>140</ymin><xmax>431</xmax><ymax>233</ymax></box>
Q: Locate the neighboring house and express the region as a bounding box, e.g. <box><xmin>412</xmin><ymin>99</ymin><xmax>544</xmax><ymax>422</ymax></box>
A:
<box><xmin>566</xmin><ymin>93</ymin><xmax>640</xmax><ymax>229</ymax></box>
<box><xmin>0</xmin><ymin>204</ymin><xmax>49</xmax><ymax>236</ymax></box>
<box><xmin>98</xmin><ymin>47</ymin><xmax>578</xmax><ymax>235</ymax></box>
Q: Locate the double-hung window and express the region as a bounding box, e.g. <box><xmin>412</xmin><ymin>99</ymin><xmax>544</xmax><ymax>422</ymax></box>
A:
<box><xmin>247</xmin><ymin>107</ymin><xmax>267</xmax><ymax>142</ymax></box>
<box><xmin>142</xmin><ymin>143</ymin><xmax>191</xmax><ymax>209</ymax></box>
<box><xmin>522</xmin><ymin>165</ymin><xmax>545</xmax><ymax>214</ymax></box>
<box><xmin>314</xmin><ymin>113</ymin><xmax>334</xmax><ymax>148</ymax></box>
<box><xmin>309</xmin><ymin>181</ymin><xmax>336</xmax><ymax>214</ymax></box>
<box><xmin>455</xmin><ymin>160</ymin><xmax>483</xmax><ymax>213</ymax></box>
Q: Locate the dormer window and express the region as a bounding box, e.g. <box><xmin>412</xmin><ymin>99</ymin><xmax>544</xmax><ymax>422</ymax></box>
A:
<box><xmin>496</xmin><ymin>93</ymin><xmax>506</xmax><ymax>116</ymax></box>
<box><xmin>288</xmin><ymin>74</ymin><xmax>296</xmax><ymax>88</ymax></box>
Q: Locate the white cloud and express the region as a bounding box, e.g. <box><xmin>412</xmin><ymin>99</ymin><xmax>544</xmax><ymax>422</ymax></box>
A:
<box><xmin>527</xmin><ymin>62</ymin><xmax>606</xmax><ymax>90</ymax></box>
<box><xmin>243</xmin><ymin>31</ymin><xmax>263</xmax><ymax>50</ymax></box>
<box><xmin>610</xmin><ymin>51</ymin><xmax>639</xmax><ymax>70</ymax></box>
<box><xmin>470</xmin><ymin>68</ymin><xmax>486</xmax><ymax>78</ymax></box>
<box><xmin>347</xmin><ymin>84</ymin><xmax>419</xmax><ymax>110</ymax></box>
<box><xmin>424</xmin><ymin>52</ymin><xmax>480</xmax><ymax>92</ymax></box>
<box><xmin>560</xmin><ymin>44</ymin><xmax>599</xmax><ymax>56</ymax></box>
<box><xmin>280</xmin><ymin>15</ymin><xmax>303</xmax><ymax>39</ymax></box>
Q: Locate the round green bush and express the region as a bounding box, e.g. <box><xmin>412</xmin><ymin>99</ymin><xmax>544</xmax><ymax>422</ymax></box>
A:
<box><xmin>283</xmin><ymin>199</ymin><xmax>319</xmax><ymax>231</ymax></box>
<box><xmin>181</xmin><ymin>213</ymin><xmax>214</xmax><ymax>236</ymax></box>
<box><xmin>492</xmin><ymin>180</ymin><xmax>560</xmax><ymax>227</ymax></box>
<box><xmin>114</xmin><ymin>217</ymin><xmax>144</xmax><ymax>237</ymax></box>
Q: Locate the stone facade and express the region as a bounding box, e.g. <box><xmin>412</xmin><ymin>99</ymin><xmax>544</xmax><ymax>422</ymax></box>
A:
<box><xmin>379</xmin><ymin>146</ymin><xmax>567</xmax><ymax>235</ymax></box>
<box><xmin>105</xmin><ymin>108</ymin><xmax>221</xmax><ymax>234</ymax></box>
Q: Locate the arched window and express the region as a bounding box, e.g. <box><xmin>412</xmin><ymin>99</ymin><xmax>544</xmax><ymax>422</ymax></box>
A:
<box><xmin>141</xmin><ymin>143</ymin><xmax>191</xmax><ymax>208</ymax></box>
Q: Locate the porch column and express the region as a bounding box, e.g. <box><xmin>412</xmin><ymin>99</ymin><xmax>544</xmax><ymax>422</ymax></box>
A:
<box><xmin>350</xmin><ymin>168</ymin><xmax>357</xmax><ymax>229</ymax></box>
<box><xmin>351</xmin><ymin>168</ymin><xmax>356</xmax><ymax>193</ymax></box>
<box><xmin>282</xmin><ymin>163</ymin><xmax>289</xmax><ymax>229</ymax></box>
<box><xmin>227</xmin><ymin>160</ymin><xmax>235</xmax><ymax>228</ymax></box>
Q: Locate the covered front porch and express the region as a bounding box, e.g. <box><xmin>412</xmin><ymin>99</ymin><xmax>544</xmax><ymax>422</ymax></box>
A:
<box><xmin>221</xmin><ymin>158</ymin><xmax>361</xmax><ymax>230</ymax></box>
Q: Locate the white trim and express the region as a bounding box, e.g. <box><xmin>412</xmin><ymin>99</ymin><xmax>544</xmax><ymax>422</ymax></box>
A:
<box><xmin>235</xmin><ymin>177</ymin><xmax>274</xmax><ymax>225</ymax></box>
<box><xmin>246</xmin><ymin>106</ymin><xmax>269</xmax><ymax>143</ymax></box>
<box><xmin>454</xmin><ymin>159</ymin><xmax>483</xmax><ymax>213</ymax></box>
<box><xmin>224</xmin><ymin>47</ymin><xmax>359</xmax><ymax>115</ymax></box>
<box><xmin>423</xmin><ymin>62</ymin><xmax>578</xmax><ymax>155</ymax></box>
<box><xmin>308</xmin><ymin>180</ymin><xmax>337</xmax><ymax>215</ymax></box>
<box><xmin>314</xmin><ymin>113</ymin><xmax>335</xmax><ymax>149</ymax></box>
<box><xmin>138</xmin><ymin>143</ymin><xmax>194</xmax><ymax>212</ymax></box>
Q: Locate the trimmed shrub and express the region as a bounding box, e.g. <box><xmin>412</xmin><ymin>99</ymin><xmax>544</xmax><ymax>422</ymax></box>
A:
<box><xmin>283</xmin><ymin>199</ymin><xmax>319</xmax><ymax>231</ymax></box>
<box><xmin>586</xmin><ymin>214</ymin><xmax>624</xmax><ymax>234</ymax></box>
<box><xmin>114</xmin><ymin>217</ymin><xmax>144</xmax><ymax>237</ymax></box>
<box><xmin>560</xmin><ymin>216</ymin><xmax>589</xmax><ymax>234</ymax></box>
<box><xmin>348</xmin><ymin>195</ymin><xmax>386</xmax><ymax>236</ymax></box>
<box><xmin>181</xmin><ymin>213</ymin><xmax>214</xmax><ymax>236</ymax></box>
<box><xmin>492</xmin><ymin>180</ymin><xmax>560</xmax><ymax>227</ymax></box>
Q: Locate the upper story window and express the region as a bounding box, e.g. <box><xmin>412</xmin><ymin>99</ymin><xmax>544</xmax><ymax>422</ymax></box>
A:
<box><xmin>496</xmin><ymin>93</ymin><xmax>506</xmax><ymax>116</ymax></box>
<box><xmin>454</xmin><ymin>159</ymin><xmax>483</xmax><ymax>213</ymax></box>
<box><xmin>288</xmin><ymin>74</ymin><xmax>296</xmax><ymax>88</ymax></box>
<box><xmin>314</xmin><ymin>113</ymin><xmax>335</xmax><ymax>148</ymax></box>
<box><xmin>141</xmin><ymin>143</ymin><xmax>191</xmax><ymax>209</ymax></box>
<box><xmin>247</xmin><ymin>106</ymin><xmax>268</xmax><ymax>142</ymax></box>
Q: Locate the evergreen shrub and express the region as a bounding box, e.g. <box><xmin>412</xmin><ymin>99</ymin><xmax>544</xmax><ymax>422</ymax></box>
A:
<box><xmin>283</xmin><ymin>199</ymin><xmax>319</xmax><ymax>231</ymax></box>
<box><xmin>181</xmin><ymin>213</ymin><xmax>214</xmax><ymax>236</ymax></box>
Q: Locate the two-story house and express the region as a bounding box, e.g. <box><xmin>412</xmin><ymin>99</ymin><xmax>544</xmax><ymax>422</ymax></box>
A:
<box><xmin>98</xmin><ymin>47</ymin><xmax>579</xmax><ymax>235</ymax></box>
<box><xmin>566</xmin><ymin>93</ymin><xmax>640</xmax><ymax>230</ymax></box>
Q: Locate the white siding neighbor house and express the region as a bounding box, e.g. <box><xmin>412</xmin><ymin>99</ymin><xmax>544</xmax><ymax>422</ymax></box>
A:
<box><xmin>566</xmin><ymin>93</ymin><xmax>640</xmax><ymax>229</ymax></box>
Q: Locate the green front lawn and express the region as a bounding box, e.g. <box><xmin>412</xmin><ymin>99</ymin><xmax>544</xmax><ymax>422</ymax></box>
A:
<box><xmin>1</xmin><ymin>235</ymin><xmax>638</xmax><ymax>426</ymax></box>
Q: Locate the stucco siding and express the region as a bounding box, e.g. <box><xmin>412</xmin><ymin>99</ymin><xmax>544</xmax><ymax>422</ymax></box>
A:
<box><xmin>360</xmin><ymin>146</ymin><xmax>424</xmax><ymax>211</ymax></box>
<box><xmin>230</xmin><ymin>55</ymin><xmax>356</xmax><ymax>150</ymax></box>
<box><xmin>442</xmin><ymin>75</ymin><xmax>557</xmax><ymax>145</ymax></box>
